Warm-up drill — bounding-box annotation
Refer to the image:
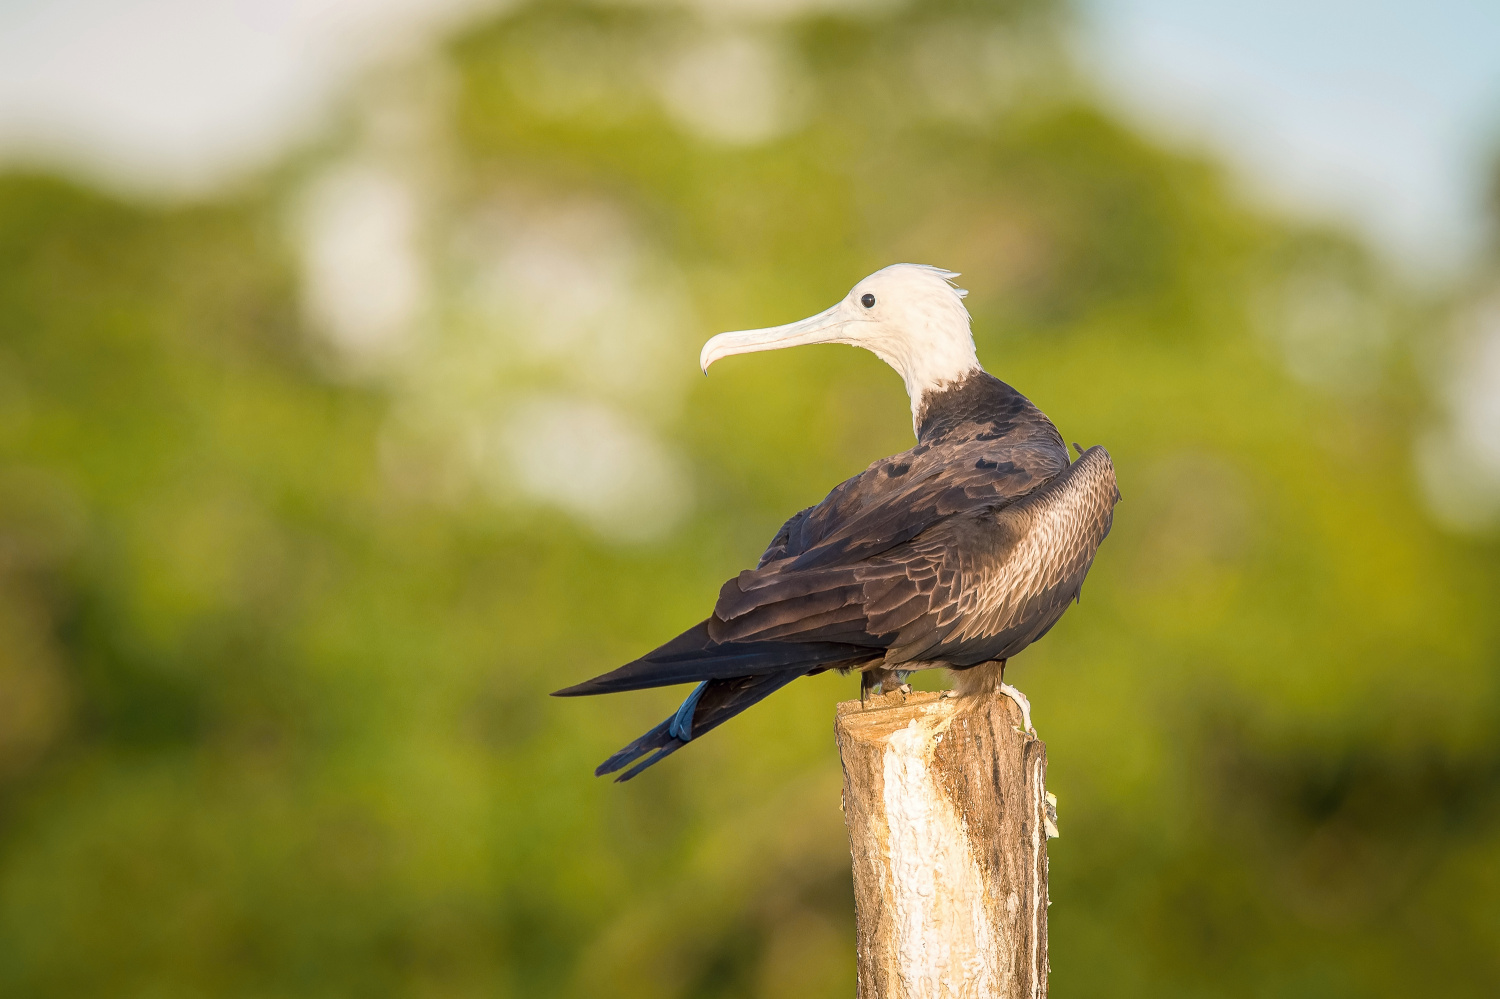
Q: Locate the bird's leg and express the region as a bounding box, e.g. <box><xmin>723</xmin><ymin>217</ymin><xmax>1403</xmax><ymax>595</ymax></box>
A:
<box><xmin>895</xmin><ymin>669</ymin><xmax>912</xmax><ymax>696</ymax></box>
<box><xmin>861</xmin><ymin>667</ymin><xmax>903</xmax><ymax>705</ymax></box>
<box><xmin>996</xmin><ymin>660</ymin><xmax>1037</xmax><ymax>738</ymax></box>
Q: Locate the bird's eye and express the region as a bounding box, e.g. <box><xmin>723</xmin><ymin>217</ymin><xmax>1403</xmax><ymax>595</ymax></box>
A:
<box><xmin>861</xmin><ymin>293</ymin><xmax>876</xmax><ymax>308</ymax></box>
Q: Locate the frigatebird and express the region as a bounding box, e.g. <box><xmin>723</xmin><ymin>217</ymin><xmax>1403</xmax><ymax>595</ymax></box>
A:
<box><xmin>556</xmin><ymin>264</ymin><xmax>1119</xmax><ymax>780</ymax></box>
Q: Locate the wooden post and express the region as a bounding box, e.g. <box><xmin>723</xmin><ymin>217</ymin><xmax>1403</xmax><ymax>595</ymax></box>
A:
<box><xmin>835</xmin><ymin>689</ymin><xmax>1052</xmax><ymax>999</ymax></box>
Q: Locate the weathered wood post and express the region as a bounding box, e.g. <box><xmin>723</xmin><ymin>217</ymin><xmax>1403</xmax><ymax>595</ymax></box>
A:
<box><xmin>835</xmin><ymin>689</ymin><xmax>1053</xmax><ymax>999</ymax></box>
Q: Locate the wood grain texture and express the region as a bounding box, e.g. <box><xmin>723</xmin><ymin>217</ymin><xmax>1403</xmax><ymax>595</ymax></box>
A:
<box><xmin>836</xmin><ymin>690</ymin><xmax>1049</xmax><ymax>999</ymax></box>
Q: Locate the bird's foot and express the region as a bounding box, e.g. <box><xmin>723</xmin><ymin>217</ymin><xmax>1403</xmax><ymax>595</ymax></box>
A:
<box><xmin>861</xmin><ymin>667</ymin><xmax>907</xmax><ymax>707</ymax></box>
<box><xmin>999</xmin><ymin>682</ymin><xmax>1037</xmax><ymax>738</ymax></box>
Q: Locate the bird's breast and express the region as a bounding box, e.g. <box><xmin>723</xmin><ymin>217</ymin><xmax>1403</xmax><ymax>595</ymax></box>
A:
<box><xmin>953</xmin><ymin>447</ymin><xmax>1119</xmax><ymax>642</ymax></box>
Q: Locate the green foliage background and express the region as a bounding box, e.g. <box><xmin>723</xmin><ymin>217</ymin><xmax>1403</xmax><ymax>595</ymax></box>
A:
<box><xmin>1</xmin><ymin>0</ymin><xmax>1497</xmax><ymax>995</ymax></box>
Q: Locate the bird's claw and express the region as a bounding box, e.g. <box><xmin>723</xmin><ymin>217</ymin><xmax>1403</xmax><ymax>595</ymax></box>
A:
<box><xmin>999</xmin><ymin>682</ymin><xmax>1037</xmax><ymax>739</ymax></box>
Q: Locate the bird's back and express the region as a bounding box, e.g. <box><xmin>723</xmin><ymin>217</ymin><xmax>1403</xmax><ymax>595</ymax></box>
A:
<box><xmin>761</xmin><ymin>371</ymin><xmax>1071</xmax><ymax>569</ymax></box>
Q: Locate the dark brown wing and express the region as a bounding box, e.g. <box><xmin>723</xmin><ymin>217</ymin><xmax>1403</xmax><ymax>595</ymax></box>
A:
<box><xmin>758</xmin><ymin>505</ymin><xmax>814</xmax><ymax>567</ymax></box>
<box><xmin>759</xmin><ymin>431</ymin><xmax>1067</xmax><ymax>570</ymax></box>
<box><xmin>716</xmin><ymin>446</ymin><xmax>1119</xmax><ymax>668</ymax></box>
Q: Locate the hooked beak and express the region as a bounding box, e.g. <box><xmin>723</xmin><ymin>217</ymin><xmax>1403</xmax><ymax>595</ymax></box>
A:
<box><xmin>699</xmin><ymin>303</ymin><xmax>851</xmax><ymax>373</ymax></box>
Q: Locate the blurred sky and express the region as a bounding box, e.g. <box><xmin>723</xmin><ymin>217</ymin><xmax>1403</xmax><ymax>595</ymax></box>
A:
<box><xmin>1</xmin><ymin>0</ymin><xmax>1497</xmax><ymax>278</ymax></box>
<box><xmin>1079</xmin><ymin>0</ymin><xmax>1500</xmax><ymax>278</ymax></box>
<box><xmin>0</xmin><ymin>0</ymin><xmax>505</xmax><ymax>194</ymax></box>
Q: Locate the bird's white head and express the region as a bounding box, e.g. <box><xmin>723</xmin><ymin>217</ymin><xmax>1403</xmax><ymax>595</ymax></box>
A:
<box><xmin>700</xmin><ymin>264</ymin><xmax>980</xmax><ymax>432</ymax></box>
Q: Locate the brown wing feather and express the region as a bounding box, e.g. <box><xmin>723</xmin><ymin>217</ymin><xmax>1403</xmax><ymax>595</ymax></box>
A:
<box><xmin>712</xmin><ymin>447</ymin><xmax>1119</xmax><ymax>667</ymax></box>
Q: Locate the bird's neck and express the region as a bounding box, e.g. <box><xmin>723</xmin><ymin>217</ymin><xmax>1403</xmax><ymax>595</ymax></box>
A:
<box><xmin>868</xmin><ymin>340</ymin><xmax>981</xmax><ymax>435</ymax></box>
<box><xmin>914</xmin><ymin>369</ymin><xmax>1059</xmax><ymax>446</ymax></box>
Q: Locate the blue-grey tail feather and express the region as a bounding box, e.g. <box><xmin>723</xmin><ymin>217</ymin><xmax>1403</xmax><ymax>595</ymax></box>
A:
<box><xmin>668</xmin><ymin>681</ymin><xmax>709</xmax><ymax>741</ymax></box>
<box><xmin>596</xmin><ymin>670</ymin><xmax>806</xmax><ymax>781</ymax></box>
<box><xmin>594</xmin><ymin>717</ymin><xmax>680</xmax><ymax>781</ymax></box>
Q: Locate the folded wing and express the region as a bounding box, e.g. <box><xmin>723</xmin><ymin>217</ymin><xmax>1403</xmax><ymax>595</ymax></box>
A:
<box><xmin>712</xmin><ymin>445</ymin><xmax>1118</xmax><ymax>668</ymax></box>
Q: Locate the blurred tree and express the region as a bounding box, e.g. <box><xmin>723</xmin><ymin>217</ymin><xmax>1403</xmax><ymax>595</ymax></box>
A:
<box><xmin>0</xmin><ymin>1</ymin><xmax>1497</xmax><ymax>997</ymax></box>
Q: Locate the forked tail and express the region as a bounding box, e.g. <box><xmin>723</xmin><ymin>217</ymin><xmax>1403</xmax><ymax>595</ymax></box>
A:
<box><xmin>555</xmin><ymin>619</ymin><xmax>873</xmax><ymax>780</ymax></box>
<box><xmin>594</xmin><ymin>671</ymin><xmax>806</xmax><ymax>781</ymax></box>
